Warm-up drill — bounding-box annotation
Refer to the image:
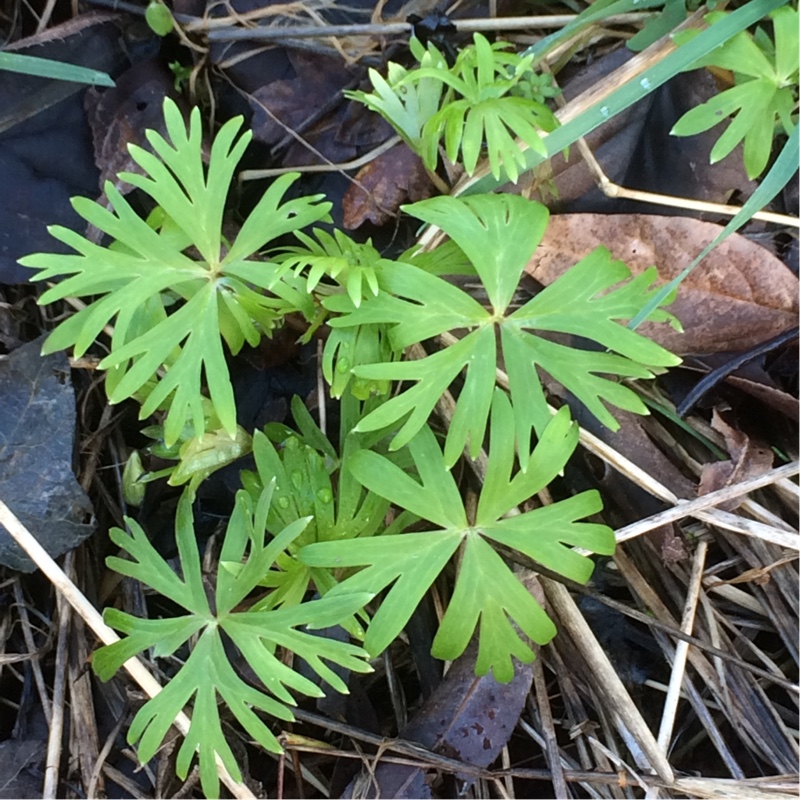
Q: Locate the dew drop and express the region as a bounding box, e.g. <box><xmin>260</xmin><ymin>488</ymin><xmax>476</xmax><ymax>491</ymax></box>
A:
<box><xmin>291</xmin><ymin>470</ymin><xmax>303</xmax><ymax>489</ymax></box>
<box><xmin>640</xmin><ymin>77</ymin><xmax>651</xmax><ymax>90</ymax></box>
<box><xmin>599</xmin><ymin>106</ymin><xmax>610</xmax><ymax>118</ymax></box>
<box><xmin>317</xmin><ymin>488</ymin><xmax>333</xmax><ymax>504</ymax></box>
<box><xmin>337</xmin><ymin>357</ymin><xmax>351</xmax><ymax>373</ymax></box>
<box><xmin>278</xmin><ymin>496</ymin><xmax>290</xmax><ymax>509</ymax></box>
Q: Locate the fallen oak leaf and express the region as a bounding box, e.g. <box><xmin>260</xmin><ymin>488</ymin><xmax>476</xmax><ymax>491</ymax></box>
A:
<box><xmin>527</xmin><ymin>214</ymin><xmax>798</xmax><ymax>354</ymax></box>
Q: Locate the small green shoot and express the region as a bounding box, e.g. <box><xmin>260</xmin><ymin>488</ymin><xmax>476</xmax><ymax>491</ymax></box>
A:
<box><xmin>275</xmin><ymin>228</ymin><xmax>384</xmax><ymax>308</ymax></box>
<box><xmin>349</xmin><ymin>33</ymin><xmax>559</xmax><ymax>183</ymax></box>
<box><xmin>346</xmin><ymin>37</ymin><xmax>447</xmax><ymax>157</ymax></box>
<box><xmin>234</xmin><ymin>395</ymin><xmax>415</xmax><ymax>611</ymax></box>
<box><xmin>671</xmin><ymin>5</ymin><xmax>799</xmax><ymax>179</ymax></box>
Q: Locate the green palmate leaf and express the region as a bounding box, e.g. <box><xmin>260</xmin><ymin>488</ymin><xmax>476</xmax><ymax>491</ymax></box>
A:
<box><xmin>327</xmin><ymin>194</ymin><xmax>680</xmax><ymax>469</ymax></box>
<box><xmin>22</xmin><ymin>97</ymin><xmax>331</xmax><ymax>445</ymax></box>
<box><xmin>300</xmin><ymin>390</ymin><xmax>615</xmax><ymax>682</ymax></box>
<box><xmin>94</xmin><ymin>483</ymin><xmax>371</xmax><ymax>799</ymax></box>
<box><xmin>671</xmin><ymin>6</ymin><xmax>798</xmax><ymax>179</ymax></box>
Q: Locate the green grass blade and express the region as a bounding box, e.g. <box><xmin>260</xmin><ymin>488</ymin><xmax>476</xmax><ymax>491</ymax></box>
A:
<box><xmin>0</xmin><ymin>52</ymin><xmax>114</xmax><ymax>86</ymax></box>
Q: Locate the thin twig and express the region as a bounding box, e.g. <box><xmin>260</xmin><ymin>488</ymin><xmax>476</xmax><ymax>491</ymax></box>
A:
<box><xmin>532</xmin><ymin>659</ymin><xmax>568</xmax><ymax>798</ymax></box>
<box><xmin>239</xmin><ymin>134</ymin><xmax>400</xmax><ymax>181</ymax></box>
<box><xmin>12</xmin><ymin>579</ymin><xmax>52</xmax><ymax>725</ymax></box>
<box><xmin>204</xmin><ymin>14</ymin><xmax>653</xmax><ymax>41</ymax></box>
<box><xmin>576</xmin><ymin>133</ymin><xmax>799</xmax><ymax>227</ymax></box>
<box><xmin>654</xmin><ymin>541</ymin><xmax>708</xmax><ymax>765</ymax></box>
<box><xmin>43</xmin><ymin>551</ymin><xmax>72</xmax><ymax>799</ymax></box>
<box><xmin>614</xmin><ymin>462</ymin><xmax>800</xmax><ymax>544</ymax></box>
<box><xmin>87</xmin><ymin>701</ymin><xmax>129</xmax><ymax>800</ymax></box>
<box><xmin>541</xmin><ymin>578</ymin><xmax>675</xmax><ymax>784</ymax></box>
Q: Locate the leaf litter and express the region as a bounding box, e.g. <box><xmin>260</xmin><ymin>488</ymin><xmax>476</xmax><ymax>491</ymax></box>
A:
<box><xmin>528</xmin><ymin>213</ymin><xmax>798</xmax><ymax>354</ymax></box>
<box><xmin>0</xmin><ymin>1</ymin><xmax>797</xmax><ymax>798</ymax></box>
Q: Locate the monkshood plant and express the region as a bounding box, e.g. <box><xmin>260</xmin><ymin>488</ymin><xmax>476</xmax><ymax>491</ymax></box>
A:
<box><xmin>21</xmin><ymin>98</ymin><xmax>330</xmax><ymax>446</ymax></box>
<box><xmin>93</xmin><ymin>481</ymin><xmax>373</xmax><ymax>798</ymax></box>
<box><xmin>322</xmin><ymin>193</ymin><xmax>681</xmax><ymax>470</ymax></box>
<box><xmin>22</xmin><ymin>92</ymin><xmax>681</xmax><ymax>794</ymax></box>
<box><xmin>301</xmin><ymin>390</ymin><xmax>616</xmax><ymax>681</ymax></box>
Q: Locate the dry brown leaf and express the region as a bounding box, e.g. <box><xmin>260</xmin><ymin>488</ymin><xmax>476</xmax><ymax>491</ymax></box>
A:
<box><xmin>725</xmin><ymin>372</ymin><xmax>799</xmax><ymax>421</ymax></box>
<box><xmin>343</xmin><ymin>143</ymin><xmax>434</xmax><ymax>229</ymax></box>
<box><xmin>527</xmin><ymin>214</ymin><xmax>798</xmax><ymax>354</ymax></box>
<box><xmin>84</xmin><ymin>59</ymin><xmax>178</xmax><ymax>195</ymax></box>
<box><xmin>249</xmin><ymin>51</ymin><xmax>349</xmax><ymax>147</ymax></box>
<box><xmin>341</xmin><ymin>637</ymin><xmax>534</xmax><ymax>798</ymax></box>
<box><xmin>698</xmin><ymin>409</ymin><xmax>774</xmax><ymax>510</ymax></box>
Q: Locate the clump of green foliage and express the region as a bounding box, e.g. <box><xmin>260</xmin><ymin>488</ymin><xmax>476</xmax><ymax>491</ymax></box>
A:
<box><xmin>20</xmin><ymin>24</ymin><xmax>711</xmax><ymax>795</ymax></box>
<box><xmin>93</xmin><ymin>482</ymin><xmax>372</xmax><ymax>798</ymax></box>
<box><xmin>20</xmin><ymin>102</ymin><xmax>331</xmax><ymax>446</ymax></box>
<box><xmin>347</xmin><ymin>32</ymin><xmax>560</xmax><ymax>182</ymax></box>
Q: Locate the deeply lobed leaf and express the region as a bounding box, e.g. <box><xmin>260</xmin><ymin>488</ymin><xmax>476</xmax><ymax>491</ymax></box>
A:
<box><xmin>300</xmin><ymin>391</ymin><xmax>615</xmax><ymax>681</ymax></box>
<box><xmin>22</xmin><ymin>98</ymin><xmax>331</xmax><ymax>445</ymax></box>
<box><xmin>94</xmin><ymin>484</ymin><xmax>371</xmax><ymax>798</ymax></box>
<box><xmin>330</xmin><ymin>194</ymin><xmax>680</xmax><ymax>468</ymax></box>
<box><xmin>671</xmin><ymin>6</ymin><xmax>798</xmax><ymax>178</ymax></box>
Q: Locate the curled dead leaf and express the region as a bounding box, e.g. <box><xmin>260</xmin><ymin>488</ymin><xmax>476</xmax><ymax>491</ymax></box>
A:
<box><xmin>698</xmin><ymin>409</ymin><xmax>774</xmax><ymax>510</ymax></box>
<box><xmin>343</xmin><ymin>143</ymin><xmax>434</xmax><ymax>229</ymax></box>
<box><xmin>527</xmin><ymin>214</ymin><xmax>798</xmax><ymax>354</ymax></box>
